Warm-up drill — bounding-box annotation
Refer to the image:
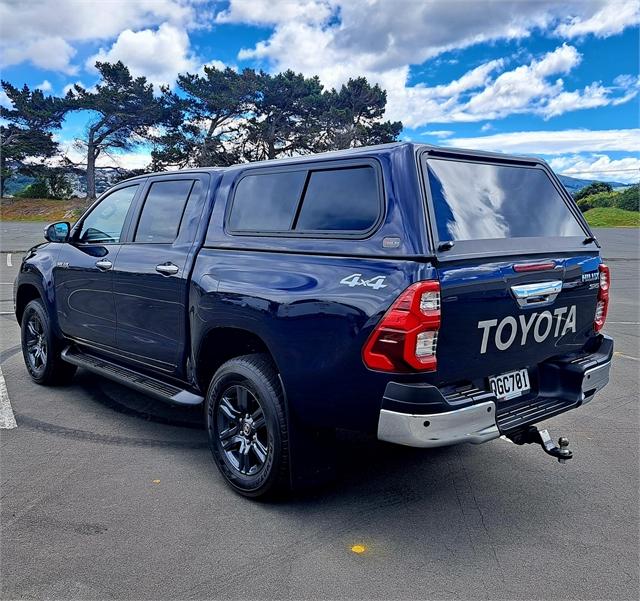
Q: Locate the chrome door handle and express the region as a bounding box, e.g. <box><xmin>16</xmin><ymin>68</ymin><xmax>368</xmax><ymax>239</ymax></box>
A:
<box><xmin>156</xmin><ymin>263</ymin><xmax>179</xmax><ymax>276</ymax></box>
<box><xmin>511</xmin><ymin>280</ymin><xmax>562</xmax><ymax>308</ymax></box>
<box><xmin>95</xmin><ymin>260</ymin><xmax>113</xmax><ymax>271</ymax></box>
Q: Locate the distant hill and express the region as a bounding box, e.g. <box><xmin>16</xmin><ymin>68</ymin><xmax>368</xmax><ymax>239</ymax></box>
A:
<box><xmin>3</xmin><ymin>168</ymin><xmax>128</xmax><ymax>197</ymax></box>
<box><xmin>557</xmin><ymin>174</ymin><xmax>631</xmax><ymax>194</ymax></box>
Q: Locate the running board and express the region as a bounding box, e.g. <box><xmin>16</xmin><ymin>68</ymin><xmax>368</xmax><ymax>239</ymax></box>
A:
<box><xmin>61</xmin><ymin>346</ymin><xmax>203</xmax><ymax>406</ymax></box>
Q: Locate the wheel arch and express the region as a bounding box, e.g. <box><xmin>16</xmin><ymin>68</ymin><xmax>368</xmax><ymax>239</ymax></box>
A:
<box><xmin>195</xmin><ymin>326</ymin><xmax>281</xmax><ymax>393</ymax></box>
<box><xmin>15</xmin><ymin>283</ymin><xmax>43</xmax><ymax>324</ymax></box>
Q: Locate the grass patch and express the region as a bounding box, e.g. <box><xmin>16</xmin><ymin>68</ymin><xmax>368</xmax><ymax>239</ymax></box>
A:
<box><xmin>583</xmin><ymin>207</ymin><xmax>640</xmax><ymax>227</ymax></box>
<box><xmin>0</xmin><ymin>197</ymin><xmax>89</xmax><ymax>222</ymax></box>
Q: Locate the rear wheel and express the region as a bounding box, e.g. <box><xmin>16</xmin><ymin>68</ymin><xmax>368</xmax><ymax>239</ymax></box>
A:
<box><xmin>21</xmin><ymin>299</ymin><xmax>76</xmax><ymax>385</ymax></box>
<box><xmin>206</xmin><ymin>354</ymin><xmax>289</xmax><ymax>498</ymax></box>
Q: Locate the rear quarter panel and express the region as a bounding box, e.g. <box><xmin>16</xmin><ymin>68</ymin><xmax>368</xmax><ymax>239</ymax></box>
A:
<box><xmin>190</xmin><ymin>250</ymin><xmax>437</xmax><ymax>431</ymax></box>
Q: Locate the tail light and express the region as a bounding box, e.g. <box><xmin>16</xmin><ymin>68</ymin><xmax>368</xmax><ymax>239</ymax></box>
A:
<box><xmin>363</xmin><ymin>281</ymin><xmax>441</xmax><ymax>372</ymax></box>
<box><xmin>594</xmin><ymin>263</ymin><xmax>610</xmax><ymax>332</ymax></box>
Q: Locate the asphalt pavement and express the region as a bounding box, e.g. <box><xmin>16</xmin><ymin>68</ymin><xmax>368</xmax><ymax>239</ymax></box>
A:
<box><xmin>0</xmin><ymin>226</ymin><xmax>638</xmax><ymax>600</ymax></box>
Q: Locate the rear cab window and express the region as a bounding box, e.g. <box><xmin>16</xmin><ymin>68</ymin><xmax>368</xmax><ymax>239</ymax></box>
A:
<box><xmin>227</xmin><ymin>161</ymin><xmax>382</xmax><ymax>237</ymax></box>
<box><xmin>420</xmin><ymin>153</ymin><xmax>589</xmax><ymax>257</ymax></box>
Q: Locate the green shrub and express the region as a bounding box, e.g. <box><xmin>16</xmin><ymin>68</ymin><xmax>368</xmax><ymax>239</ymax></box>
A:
<box><xmin>13</xmin><ymin>172</ymin><xmax>73</xmax><ymax>200</ymax></box>
<box><xmin>576</xmin><ymin>191</ymin><xmax>617</xmax><ymax>212</ymax></box>
<box><xmin>574</xmin><ymin>181</ymin><xmax>613</xmax><ymax>201</ymax></box>
<box><xmin>614</xmin><ymin>185</ymin><xmax>639</xmax><ymax>212</ymax></box>
<box><xmin>15</xmin><ymin>179</ymin><xmax>49</xmax><ymax>198</ymax></box>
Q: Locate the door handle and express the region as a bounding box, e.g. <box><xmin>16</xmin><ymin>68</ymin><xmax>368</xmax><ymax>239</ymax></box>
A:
<box><xmin>511</xmin><ymin>280</ymin><xmax>562</xmax><ymax>307</ymax></box>
<box><xmin>95</xmin><ymin>260</ymin><xmax>113</xmax><ymax>271</ymax></box>
<box><xmin>156</xmin><ymin>263</ymin><xmax>179</xmax><ymax>276</ymax></box>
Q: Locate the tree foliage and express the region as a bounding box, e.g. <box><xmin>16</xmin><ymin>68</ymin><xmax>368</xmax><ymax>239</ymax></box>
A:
<box><xmin>576</xmin><ymin>184</ymin><xmax>639</xmax><ymax>213</ymax></box>
<box><xmin>151</xmin><ymin>67</ymin><xmax>402</xmax><ymax>168</ymax></box>
<box><xmin>151</xmin><ymin>66</ymin><xmax>255</xmax><ymax>169</ymax></box>
<box><xmin>2</xmin><ymin>62</ymin><xmax>402</xmax><ymax>197</ymax></box>
<box><xmin>65</xmin><ymin>61</ymin><xmax>171</xmax><ymax>198</ymax></box>
<box><xmin>322</xmin><ymin>77</ymin><xmax>402</xmax><ymax>150</ymax></box>
<box><xmin>615</xmin><ymin>184</ymin><xmax>639</xmax><ymax>211</ymax></box>
<box><xmin>0</xmin><ymin>82</ymin><xmax>67</xmax><ymax>197</ymax></box>
<box><xmin>574</xmin><ymin>181</ymin><xmax>613</xmax><ymax>201</ymax></box>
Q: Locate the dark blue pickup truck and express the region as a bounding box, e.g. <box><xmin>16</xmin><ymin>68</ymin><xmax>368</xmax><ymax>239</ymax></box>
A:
<box><xmin>14</xmin><ymin>142</ymin><xmax>613</xmax><ymax>497</ymax></box>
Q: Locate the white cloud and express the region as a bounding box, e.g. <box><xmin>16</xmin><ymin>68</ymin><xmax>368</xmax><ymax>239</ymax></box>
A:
<box><xmin>0</xmin><ymin>0</ymin><xmax>204</xmax><ymax>73</ymax></box>
<box><xmin>216</xmin><ymin>0</ymin><xmax>334</xmax><ymax>25</ymax></box>
<box><xmin>234</xmin><ymin>1</ymin><xmax>639</xmax><ymax>127</ymax></box>
<box><xmin>0</xmin><ymin>88</ymin><xmax>11</xmax><ymax>109</ymax></box>
<box><xmin>549</xmin><ymin>154</ymin><xmax>640</xmax><ymax>184</ymax></box>
<box><xmin>86</xmin><ymin>23</ymin><xmax>199</xmax><ymax>89</ymax></box>
<box><xmin>444</xmin><ymin>129</ymin><xmax>640</xmax><ymax>154</ymax></box>
<box><xmin>555</xmin><ymin>1</ymin><xmax>640</xmax><ymax>38</ymax></box>
<box><xmin>35</xmin><ymin>80</ymin><xmax>53</xmax><ymax>92</ymax></box>
<box><xmin>480</xmin><ymin>123</ymin><xmax>493</xmax><ymax>132</ymax></box>
<box><xmin>421</xmin><ymin>130</ymin><xmax>454</xmax><ymax>138</ymax></box>
<box><xmin>234</xmin><ymin>1</ymin><xmax>638</xmax><ymax>78</ymax></box>
<box><xmin>460</xmin><ymin>44</ymin><xmax>580</xmax><ymax>120</ymax></box>
<box><xmin>383</xmin><ymin>46</ymin><xmax>637</xmax><ymax>127</ymax></box>
<box><xmin>1</xmin><ymin>37</ymin><xmax>78</xmax><ymax>74</ymax></box>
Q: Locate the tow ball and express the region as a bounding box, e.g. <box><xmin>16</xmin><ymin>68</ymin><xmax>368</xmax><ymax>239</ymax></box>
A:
<box><xmin>506</xmin><ymin>426</ymin><xmax>573</xmax><ymax>463</ymax></box>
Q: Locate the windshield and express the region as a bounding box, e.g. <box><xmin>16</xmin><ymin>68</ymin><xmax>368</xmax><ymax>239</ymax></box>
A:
<box><xmin>426</xmin><ymin>158</ymin><xmax>584</xmax><ymax>241</ymax></box>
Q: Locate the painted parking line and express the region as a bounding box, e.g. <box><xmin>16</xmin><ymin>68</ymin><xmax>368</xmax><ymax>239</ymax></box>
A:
<box><xmin>6</xmin><ymin>253</ymin><xmax>12</xmax><ymax>267</ymax></box>
<box><xmin>0</xmin><ymin>365</ymin><xmax>17</xmax><ymax>429</ymax></box>
<box><xmin>614</xmin><ymin>351</ymin><xmax>640</xmax><ymax>362</ymax></box>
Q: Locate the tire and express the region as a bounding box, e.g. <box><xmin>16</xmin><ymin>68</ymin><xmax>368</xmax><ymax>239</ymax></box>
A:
<box><xmin>21</xmin><ymin>299</ymin><xmax>77</xmax><ymax>385</ymax></box>
<box><xmin>206</xmin><ymin>354</ymin><xmax>289</xmax><ymax>499</ymax></box>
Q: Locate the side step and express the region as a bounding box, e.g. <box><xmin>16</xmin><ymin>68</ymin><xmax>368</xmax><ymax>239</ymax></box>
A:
<box><xmin>61</xmin><ymin>346</ymin><xmax>204</xmax><ymax>406</ymax></box>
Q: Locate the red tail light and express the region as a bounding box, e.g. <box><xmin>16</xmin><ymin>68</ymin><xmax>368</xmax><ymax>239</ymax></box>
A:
<box><xmin>363</xmin><ymin>281</ymin><xmax>441</xmax><ymax>372</ymax></box>
<box><xmin>594</xmin><ymin>263</ymin><xmax>610</xmax><ymax>332</ymax></box>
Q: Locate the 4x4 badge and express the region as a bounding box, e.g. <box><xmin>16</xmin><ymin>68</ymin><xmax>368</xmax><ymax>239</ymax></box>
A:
<box><xmin>340</xmin><ymin>274</ymin><xmax>387</xmax><ymax>290</ymax></box>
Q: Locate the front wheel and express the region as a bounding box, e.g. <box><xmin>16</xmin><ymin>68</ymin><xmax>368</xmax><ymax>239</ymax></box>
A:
<box><xmin>206</xmin><ymin>354</ymin><xmax>289</xmax><ymax>498</ymax></box>
<box><xmin>21</xmin><ymin>299</ymin><xmax>76</xmax><ymax>385</ymax></box>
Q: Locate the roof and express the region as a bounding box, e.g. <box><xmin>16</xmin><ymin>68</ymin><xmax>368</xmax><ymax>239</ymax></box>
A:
<box><xmin>122</xmin><ymin>141</ymin><xmax>546</xmax><ymax>183</ymax></box>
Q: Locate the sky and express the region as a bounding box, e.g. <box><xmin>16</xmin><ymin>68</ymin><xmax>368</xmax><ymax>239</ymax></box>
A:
<box><xmin>1</xmin><ymin>0</ymin><xmax>639</xmax><ymax>182</ymax></box>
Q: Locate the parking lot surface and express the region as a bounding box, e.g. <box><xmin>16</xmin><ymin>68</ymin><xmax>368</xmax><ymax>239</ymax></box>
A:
<box><xmin>1</xmin><ymin>228</ymin><xmax>638</xmax><ymax>600</ymax></box>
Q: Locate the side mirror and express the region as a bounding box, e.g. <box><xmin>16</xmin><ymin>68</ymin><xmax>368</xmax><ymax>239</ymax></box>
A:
<box><xmin>44</xmin><ymin>222</ymin><xmax>70</xmax><ymax>243</ymax></box>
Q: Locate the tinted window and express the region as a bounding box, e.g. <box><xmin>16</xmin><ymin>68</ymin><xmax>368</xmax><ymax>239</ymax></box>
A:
<box><xmin>79</xmin><ymin>185</ymin><xmax>138</xmax><ymax>243</ymax></box>
<box><xmin>229</xmin><ymin>171</ymin><xmax>306</xmax><ymax>231</ymax></box>
<box><xmin>426</xmin><ymin>159</ymin><xmax>584</xmax><ymax>241</ymax></box>
<box><xmin>135</xmin><ymin>180</ymin><xmax>195</xmax><ymax>243</ymax></box>
<box><xmin>295</xmin><ymin>166</ymin><xmax>379</xmax><ymax>231</ymax></box>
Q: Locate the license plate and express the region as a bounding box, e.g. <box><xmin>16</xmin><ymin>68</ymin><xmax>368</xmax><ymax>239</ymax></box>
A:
<box><xmin>489</xmin><ymin>369</ymin><xmax>530</xmax><ymax>401</ymax></box>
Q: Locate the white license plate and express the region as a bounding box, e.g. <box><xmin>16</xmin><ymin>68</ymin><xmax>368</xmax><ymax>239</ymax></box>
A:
<box><xmin>489</xmin><ymin>369</ymin><xmax>531</xmax><ymax>401</ymax></box>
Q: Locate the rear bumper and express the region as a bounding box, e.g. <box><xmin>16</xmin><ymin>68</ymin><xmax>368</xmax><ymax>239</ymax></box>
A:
<box><xmin>377</xmin><ymin>335</ymin><xmax>613</xmax><ymax>448</ymax></box>
<box><xmin>378</xmin><ymin>401</ymin><xmax>500</xmax><ymax>447</ymax></box>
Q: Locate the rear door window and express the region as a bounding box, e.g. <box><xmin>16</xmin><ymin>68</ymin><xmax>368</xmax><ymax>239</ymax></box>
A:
<box><xmin>426</xmin><ymin>158</ymin><xmax>584</xmax><ymax>241</ymax></box>
<box><xmin>135</xmin><ymin>179</ymin><xmax>195</xmax><ymax>243</ymax></box>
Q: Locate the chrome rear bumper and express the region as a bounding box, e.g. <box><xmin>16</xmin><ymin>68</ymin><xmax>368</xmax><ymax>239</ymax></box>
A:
<box><xmin>378</xmin><ymin>351</ymin><xmax>612</xmax><ymax>449</ymax></box>
<box><xmin>377</xmin><ymin>401</ymin><xmax>500</xmax><ymax>448</ymax></box>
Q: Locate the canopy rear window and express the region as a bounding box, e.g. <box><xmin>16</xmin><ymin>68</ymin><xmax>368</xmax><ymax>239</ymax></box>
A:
<box><xmin>425</xmin><ymin>158</ymin><xmax>584</xmax><ymax>242</ymax></box>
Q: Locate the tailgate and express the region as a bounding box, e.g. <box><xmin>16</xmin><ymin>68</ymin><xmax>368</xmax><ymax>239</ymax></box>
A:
<box><xmin>419</xmin><ymin>150</ymin><xmax>601</xmax><ymax>384</ymax></box>
<box><xmin>435</xmin><ymin>254</ymin><xmax>601</xmax><ymax>383</ymax></box>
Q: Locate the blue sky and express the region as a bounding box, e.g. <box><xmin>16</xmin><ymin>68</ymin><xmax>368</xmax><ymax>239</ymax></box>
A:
<box><xmin>1</xmin><ymin>0</ymin><xmax>638</xmax><ymax>182</ymax></box>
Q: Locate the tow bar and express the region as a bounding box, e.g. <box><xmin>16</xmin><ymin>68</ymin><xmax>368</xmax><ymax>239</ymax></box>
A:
<box><xmin>507</xmin><ymin>426</ymin><xmax>573</xmax><ymax>463</ymax></box>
